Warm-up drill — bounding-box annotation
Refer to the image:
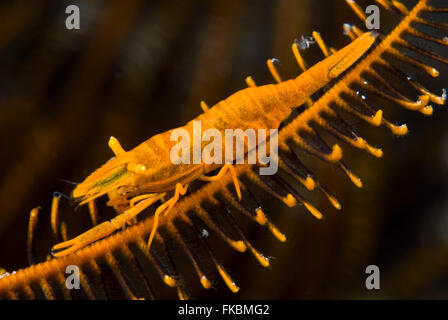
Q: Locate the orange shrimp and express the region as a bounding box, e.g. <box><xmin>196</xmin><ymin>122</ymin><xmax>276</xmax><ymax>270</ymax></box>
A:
<box><xmin>51</xmin><ymin>31</ymin><xmax>377</xmax><ymax>257</ymax></box>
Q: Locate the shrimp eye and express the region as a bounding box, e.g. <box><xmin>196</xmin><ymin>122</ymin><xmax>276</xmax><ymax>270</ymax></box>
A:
<box><xmin>127</xmin><ymin>163</ymin><xmax>146</xmax><ymax>173</ymax></box>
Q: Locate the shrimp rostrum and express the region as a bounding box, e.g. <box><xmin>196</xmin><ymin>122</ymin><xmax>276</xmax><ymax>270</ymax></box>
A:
<box><xmin>51</xmin><ymin>32</ymin><xmax>377</xmax><ymax>257</ymax></box>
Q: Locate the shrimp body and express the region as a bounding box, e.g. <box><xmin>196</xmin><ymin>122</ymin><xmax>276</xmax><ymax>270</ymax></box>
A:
<box><xmin>73</xmin><ymin>32</ymin><xmax>376</xmax><ymax>209</ymax></box>
<box><xmin>53</xmin><ymin>32</ymin><xmax>376</xmax><ymax>257</ymax></box>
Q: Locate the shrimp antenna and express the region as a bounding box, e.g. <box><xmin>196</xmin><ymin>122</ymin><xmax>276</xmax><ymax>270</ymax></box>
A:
<box><xmin>58</xmin><ymin>178</ymin><xmax>79</xmax><ymax>186</ymax></box>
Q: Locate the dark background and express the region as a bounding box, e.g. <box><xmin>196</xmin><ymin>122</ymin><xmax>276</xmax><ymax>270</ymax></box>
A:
<box><xmin>0</xmin><ymin>0</ymin><xmax>447</xmax><ymax>299</ymax></box>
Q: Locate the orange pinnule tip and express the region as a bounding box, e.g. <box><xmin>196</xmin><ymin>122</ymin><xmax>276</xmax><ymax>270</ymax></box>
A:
<box><xmin>348</xmin><ymin>171</ymin><xmax>363</xmax><ymax>188</ymax></box>
<box><xmin>216</xmin><ymin>265</ymin><xmax>239</xmax><ymax>293</ymax></box>
<box><xmin>371</xmin><ymin>110</ymin><xmax>383</xmax><ymax>126</ymax></box>
<box><xmin>246</xmin><ymin>241</ymin><xmax>270</xmax><ymax>267</ymax></box>
<box><xmin>304</xmin><ymin>176</ymin><xmax>315</xmax><ymax>191</ymax></box>
<box><xmin>200</xmin><ymin>276</ymin><xmax>212</xmax><ymax>289</ymax></box>
<box><xmin>340</xmin><ymin>164</ymin><xmax>362</xmax><ymax>188</ymax></box>
<box><xmin>268</xmin><ymin>223</ymin><xmax>287</xmax><ymax>242</ymax></box>
<box><xmin>163</xmin><ymin>275</ymin><xmax>177</xmax><ymax>287</ymax></box>
<box><xmin>366</xmin><ymin>144</ymin><xmax>383</xmax><ymax>158</ymax></box>
<box><xmin>233</xmin><ymin>240</ymin><xmax>247</xmax><ymax>253</ymax></box>
<box><xmin>419</xmin><ymin>105</ymin><xmax>433</xmax><ymax>116</ymax></box>
<box><xmin>429</xmin><ymin>67</ymin><xmax>439</xmax><ymax>77</ymax></box>
<box><xmin>30</xmin><ymin>207</ymin><xmax>41</xmax><ymax>219</ymax></box>
<box><xmin>177</xmin><ymin>287</ymin><xmax>188</xmax><ymax>300</ymax></box>
<box><xmin>428</xmin><ymin>89</ymin><xmax>446</xmax><ymax>105</ymax></box>
<box><xmin>327</xmin><ymin>194</ymin><xmax>342</xmax><ymax>210</ymax></box>
<box><xmin>327</xmin><ymin>144</ymin><xmax>343</xmax><ymax>162</ymax></box>
<box><xmin>229</xmin><ymin>283</ymin><xmax>240</xmax><ymax>293</ymax></box>
<box><xmin>282</xmin><ymin>194</ymin><xmax>298</xmax><ymax>207</ymax></box>
<box><xmin>391</xmin><ymin>123</ymin><xmax>408</xmax><ymax>136</ymax></box>
<box><xmin>354</xmin><ymin>137</ymin><xmax>367</xmax><ymax>149</ymax></box>
<box><xmin>255</xmin><ymin>208</ymin><xmax>267</xmax><ymax>225</ymax></box>
<box><xmin>304</xmin><ymin>202</ymin><xmax>323</xmax><ymax>220</ymax></box>
<box><xmin>256</xmin><ymin>253</ymin><xmax>270</xmax><ymax>268</ymax></box>
<box><xmin>275</xmin><ymin>231</ymin><xmax>287</xmax><ymax>243</ymax></box>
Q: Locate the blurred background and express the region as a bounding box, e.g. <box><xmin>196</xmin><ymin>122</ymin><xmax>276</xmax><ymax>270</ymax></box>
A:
<box><xmin>0</xmin><ymin>0</ymin><xmax>447</xmax><ymax>299</ymax></box>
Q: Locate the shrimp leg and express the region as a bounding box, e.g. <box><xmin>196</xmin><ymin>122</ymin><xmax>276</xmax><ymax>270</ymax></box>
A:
<box><xmin>199</xmin><ymin>163</ymin><xmax>241</xmax><ymax>200</ymax></box>
<box><xmin>147</xmin><ymin>183</ymin><xmax>189</xmax><ymax>250</ymax></box>
<box><xmin>52</xmin><ymin>193</ymin><xmax>164</xmax><ymax>257</ymax></box>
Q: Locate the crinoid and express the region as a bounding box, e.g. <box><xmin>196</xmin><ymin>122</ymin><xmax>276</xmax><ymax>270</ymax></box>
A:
<box><xmin>0</xmin><ymin>0</ymin><xmax>446</xmax><ymax>299</ymax></box>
